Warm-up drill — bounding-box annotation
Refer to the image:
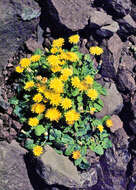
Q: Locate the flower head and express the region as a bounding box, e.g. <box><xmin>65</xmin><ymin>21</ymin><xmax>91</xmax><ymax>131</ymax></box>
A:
<box><xmin>30</xmin><ymin>55</ymin><xmax>41</xmax><ymax>62</ymax></box>
<box><xmin>24</xmin><ymin>81</ymin><xmax>34</xmax><ymax>90</ymax></box>
<box><xmin>65</xmin><ymin>109</ymin><xmax>80</xmax><ymax>125</ymax></box>
<box><xmin>69</xmin><ymin>34</ymin><xmax>80</xmax><ymax>44</ymax></box>
<box><xmin>33</xmin><ymin>93</ymin><xmax>43</xmax><ymax>103</ymax></box>
<box><xmin>71</xmin><ymin>76</ymin><xmax>80</xmax><ymax>88</ymax></box>
<box><xmin>61</xmin><ymin>98</ymin><xmax>72</xmax><ymax>110</ymax></box>
<box><xmin>66</xmin><ymin>52</ymin><xmax>79</xmax><ymax>62</ymax></box>
<box><xmin>49</xmin><ymin>78</ymin><xmax>64</xmax><ymax>93</ymax></box>
<box><xmin>36</xmin><ymin>84</ymin><xmax>46</xmax><ymax>93</ymax></box>
<box><xmin>16</xmin><ymin>66</ymin><xmax>24</xmax><ymax>73</ymax></box>
<box><xmin>31</xmin><ymin>103</ymin><xmax>45</xmax><ymax>114</ymax></box>
<box><xmin>87</xmin><ymin>89</ymin><xmax>98</xmax><ymax>101</ymax></box>
<box><xmin>51</xmin><ymin>65</ymin><xmax>62</xmax><ymax>73</ymax></box>
<box><xmin>90</xmin><ymin>107</ymin><xmax>96</xmax><ymax>115</ymax></box>
<box><xmin>19</xmin><ymin>58</ymin><xmax>31</xmax><ymax>68</ymax></box>
<box><xmin>72</xmin><ymin>150</ymin><xmax>81</xmax><ymax>159</ymax></box>
<box><xmin>33</xmin><ymin>145</ymin><xmax>43</xmax><ymax>156</ymax></box>
<box><xmin>84</xmin><ymin>75</ymin><xmax>94</xmax><ymax>85</ymax></box>
<box><xmin>52</xmin><ymin>38</ymin><xmax>64</xmax><ymax>48</ymax></box>
<box><xmin>47</xmin><ymin>55</ymin><xmax>61</xmax><ymax>66</ymax></box>
<box><xmin>60</xmin><ymin>68</ymin><xmax>73</xmax><ymax>81</ymax></box>
<box><xmin>97</xmin><ymin>125</ymin><xmax>104</xmax><ymax>133</ymax></box>
<box><xmin>89</xmin><ymin>46</ymin><xmax>103</xmax><ymax>56</ymax></box>
<box><xmin>28</xmin><ymin>117</ymin><xmax>39</xmax><ymax>127</ymax></box>
<box><xmin>49</xmin><ymin>93</ymin><xmax>62</xmax><ymax>106</ymax></box>
<box><xmin>106</xmin><ymin>119</ymin><xmax>113</xmax><ymax>127</ymax></box>
<box><xmin>45</xmin><ymin>108</ymin><xmax>61</xmax><ymax>122</ymax></box>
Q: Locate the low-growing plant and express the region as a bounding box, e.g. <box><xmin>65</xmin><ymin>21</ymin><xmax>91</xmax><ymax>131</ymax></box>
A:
<box><xmin>10</xmin><ymin>35</ymin><xmax>112</xmax><ymax>169</ymax></box>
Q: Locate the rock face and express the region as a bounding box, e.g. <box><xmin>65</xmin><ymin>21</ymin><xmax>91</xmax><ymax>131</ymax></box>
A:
<box><xmin>47</xmin><ymin>0</ymin><xmax>92</xmax><ymax>31</ymax></box>
<box><xmin>0</xmin><ymin>141</ymin><xmax>33</xmax><ymax>190</ymax></box>
<box><xmin>35</xmin><ymin>146</ymin><xmax>97</xmax><ymax>188</ymax></box>
<box><xmin>95</xmin><ymin>82</ymin><xmax>123</xmax><ymax>118</ymax></box>
<box><xmin>91</xmin><ymin>128</ymin><xmax>130</xmax><ymax>190</ymax></box>
<box><xmin>0</xmin><ymin>0</ymin><xmax>40</xmax><ymax>74</ymax></box>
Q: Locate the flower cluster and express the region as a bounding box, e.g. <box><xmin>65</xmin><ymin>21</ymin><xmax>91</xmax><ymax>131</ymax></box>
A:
<box><xmin>13</xmin><ymin>34</ymin><xmax>112</xmax><ymax>169</ymax></box>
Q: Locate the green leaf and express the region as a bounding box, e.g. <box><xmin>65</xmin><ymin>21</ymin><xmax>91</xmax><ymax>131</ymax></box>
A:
<box><xmin>94</xmin><ymin>103</ymin><xmax>102</xmax><ymax>112</ymax></box>
<box><xmin>34</xmin><ymin>48</ymin><xmax>43</xmax><ymax>55</ymax></box>
<box><xmin>65</xmin><ymin>144</ymin><xmax>75</xmax><ymax>156</ymax></box>
<box><xmin>74</xmin><ymin>158</ymin><xmax>82</xmax><ymax>166</ymax></box>
<box><xmin>102</xmin><ymin>138</ymin><xmax>112</xmax><ymax>149</ymax></box>
<box><xmin>55</xmin><ymin>149</ymin><xmax>63</xmax><ymax>155</ymax></box>
<box><xmin>34</xmin><ymin>125</ymin><xmax>45</xmax><ymax>136</ymax></box>
<box><xmin>25</xmin><ymin>139</ymin><xmax>35</xmax><ymax>150</ymax></box>
<box><xmin>9</xmin><ymin>97</ymin><xmax>19</xmax><ymax>105</ymax></box>
<box><xmin>81</xmin><ymin>146</ymin><xmax>87</xmax><ymax>156</ymax></box>
<box><xmin>54</xmin><ymin>129</ymin><xmax>62</xmax><ymax>138</ymax></box>
<box><xmin>14</xmin><ymin>105</ymin><xmax>22</xmax><ymax>117</ymax></box>
<box><xmin>72</xmin><ymin>89</ymin><xmax>79</xmax><ymax>96</ymax></box>
<box><xmin>84</xmin><ymin>54</ymin><xmax>92</xmax><ymax>62</ymax></box>
<box><xmin>61</xmin><ymin>134</ymin><xmax>74</xmax><ymax>144</ymax></box>
<box><xmin>77</xmin><ymin>96</ymin><xmax>83</xmax><ymax>103</ymax></box>
<box><xmin>94</xmin><ymin>144</ymin><xmax>104</xmax><ymax>155</ymax></box>
<box><xmin>99</xmin><ymin>87</ymin><xmax>107</xmax><ymax>96</ymax></box>
<box><xmin>79</xmin><ymin>162</ymin><xmax>90</xmax><ymax>170</ymax></box>
<box><xmin>97</xmin><ymin>98</ymin><xmax>104</xmax><ymax>107</ymax></box>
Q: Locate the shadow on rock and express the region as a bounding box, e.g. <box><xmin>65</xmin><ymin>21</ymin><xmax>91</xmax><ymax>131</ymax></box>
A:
<box><xmin>24</xmin><ymin>153</ymin><xmax>69</xmax><ymax>190</ymax></box>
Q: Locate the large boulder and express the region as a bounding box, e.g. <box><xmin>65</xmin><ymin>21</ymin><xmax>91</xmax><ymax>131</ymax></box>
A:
<box><xmin>35</xmin><ymin>145</ymin><xmax>98</xmax><ymax>188</ymax></box>
<box><xmin>46</xmin><ymin>0</ymin><xmax>92</xmax><ymax>31</ymax></box>
<box><xmin>0</xmin><ymin>0</ymin><xmax>40</xmax><ymax>79</ymax></box>
<box><xmin>91</xmin><ymin>128</ymin><xmax>130</xmax><ymax>190</ymax></box>
<box><xmin>95</xmin><ymin>82</ymin><xmax>123</xmax><ymax>118</ymax></box>
<box><xmin>0</xmin><ymin>141</ymin><xmax>33</xmax><ymax>190</ymax></box>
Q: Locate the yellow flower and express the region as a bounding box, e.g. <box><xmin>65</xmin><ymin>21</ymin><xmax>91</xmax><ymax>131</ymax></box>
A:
<box><xmin>49</xmin><ymin>78</ymin><xmax>64</xmax><ymax>93</ymax></box>
<box><xmin>49</xmin><ymin>93</ymin><xmax>62</xmax><ymax>106</ymax></box>
<box><xmin>61</xmin><ymin>68</ymin><xmax>73</xmax><ymax>77</ymax></box>
<box><xmin>69</xmin><ymin>34</ymin><xmax>80</xmax><ymax>44</ymax></box>
<box><xmin>78</xmin><ymin>81</ymin><xmax>88</xmax><ymax>91</ymax></box>
<box><xmin>90</xmin><ymin>107</ymin><xmax>96</xmax><ymax>115</ymax></box>
<box><xmin>16</xmin><ymin>66</ymin><xmax>24</xmax><ymax>73</ymax></box>
<box><xmin>58</xmin><ymin>51</ymin><xmax>68</xmax><ymax>60</ymax></box>
<box><xmin>36</xmin><ymin>84</ymin><xmax>46</xmax><ymax>93</ymax></box>
<box><xmin>84</xmin><ymin>75</ymin><xmax>94</xmax><ymax>85</ymax></box>
<box><xmin>44</xmin><ymin>90</ymin><xmax>52</xmax><ymax>99</ymax></box>
<box><xmin>51</xmin><ymin>65</ymin><xmax>62</xmax><ymax>73</ymax></box>
<box><xmin>87</xmin><ymin>89</ymin><xmax>98</xmax><ymax>101</ymax></box>
<box><xmin>33</xmin><ymin>145</ymin><xmax>43</xmax><ymax>156</ymax></box>
<box><xmin>24</xmin><ymin>81</ymin><xmax>34</xmax><ymax>90</ymax></box>
<box><xmin>28</xmin><ymin>117</ymin><xmax>39</xmax><ymax>127</ymax></box>
<box><xmin>52</xmin><ymin>38</ymin><xmax>64</xmax><ymax>48</ymax></box>
<box><xmin>71</xmin><ymin>76</ymin><xmax>80</xmax><ymax>88</ymax></box>
<box><xmin>97</xmin><ymin>125</ymin><xmax>104</xmax><ymax>133</ymax></box>
<box><xmin>50</xmin><ymin>47</ymin><xmax>62</xmax><ymax>54</ymax></box>
<box><xmin>47</xmin><ymin>55</ymin><xmax>61</xmax><ymax>66</ymax></box>
<box><xmin>60</xmin><ymin>68</ymin><xmax>73</xmax><ymax>81</ymax></box>
<box><xmin>89</xmin><ymin>46</ymin><xmax>104</xmax><ymax>56</ymax></box>
<box><xmin>33</xmin><ymin>93</ymin><xmax>43</xmax><ymax>103</ymax></box>
<box><xmin>106</xmin><ymin>119</ymin><xmax>113</xmax><ymax>127</ymax></box>
<box><xmin>61</xmin><ymin>98</ymin><xmax>72</xmax><ymax>110</ymax></box>
<box><xmin>45</xmin><ymin>108</ymin><xmax>61</xmax><ymax>122</ymax></box>
<box><xmin>31</xmin><ymin>103</ymin><xmax>45</xmax><ymax>114</ymax></box>
<box><xmin>30</xmin><ymin>55</ymin><xmax>41</xmax><ymax>62</ymax></box>
<box><xmin>19</xmin><ymin>58</ymin><xmax>31</xmax><ymax>68</ymax></box>
<box><xmin>65</xmin><ymin>109</ymin><xmax>80</xmax><ymax>125</ymax></box>
<box><xmin>72</xmin><ymin>150</ymin><xmax>81</xmax><ymax>159</ymax></box>
<box><xmin>66</xmin><ymin>52</ymin><xmax>79</xmax><ymax>62</ymax></box>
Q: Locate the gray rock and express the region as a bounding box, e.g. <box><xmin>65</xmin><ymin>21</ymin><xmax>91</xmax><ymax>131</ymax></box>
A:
<box><xmin>0</xmin><ymin>0</ymin><xmax>40</xmax><ymax>74</ymax></box>
<box><xmin>108</xmin><ymin>33</ymin><xmax>123</xmax><ymax>72</ymax></box>
<box><xmin>92</xmin><ymin>128</ymin><xmax>130</xmax><ymax>190</ymax></box>
<box><xmin>0</xmin><ymin>141</ymin><xmax>33</xmax><ymax>190</ymax></box>
<box><xmin>47</xmin><ymin>0</ymin><xmax>92</xmax><ymax>31</ymax></box>
<box><xmin>89</xmin><ymin>10</ymin><xmax>119</xmax><ymax>34</ymax></box>
<box><xmin>95</xmin><ymin>82</ymin><xmax>123</xmax><ymax>118</ymax></box>
<box><xmin>104</xmin><ymin>0</ymin><xmax>132</xmax><ymax>18</ymax></box>
<box><xmin>110</xmin><ymin>115</ymin><xmax>123</xmax><ymax>133</ymax></box>
<box><xmin>35</xmin><ymin>146</ymin><xmax>97</xmax><ymax>188</ymax></box>
<box><xmin>116</xmin><ymin>69</ymin><xmax>136</xmax><ymax>93</ymax></box>
<box><xmin>21</xmin><ymin>7</ymin><xmax>41</xmax><ymax>21</ymax></box>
